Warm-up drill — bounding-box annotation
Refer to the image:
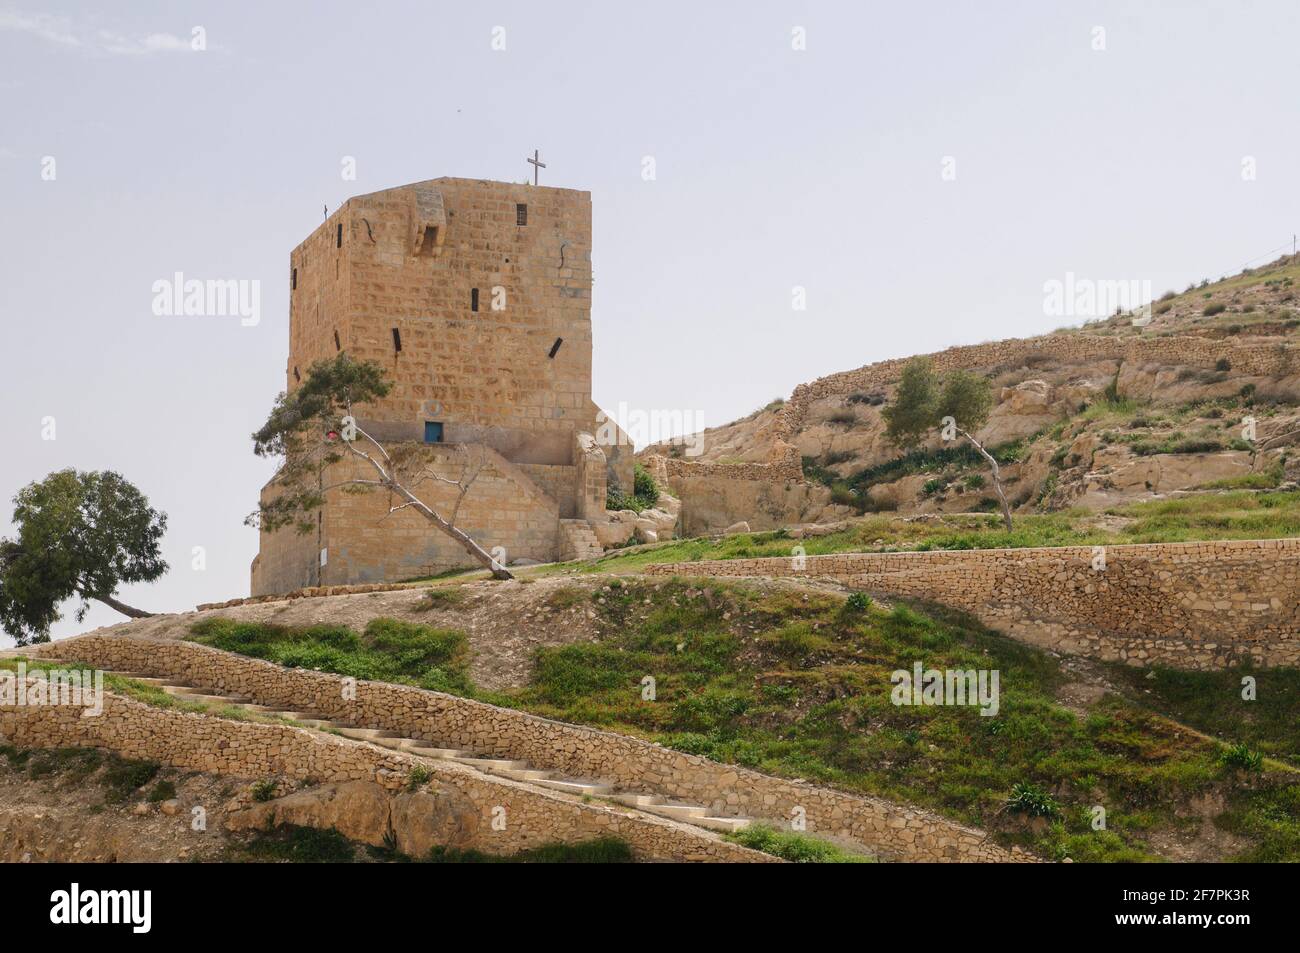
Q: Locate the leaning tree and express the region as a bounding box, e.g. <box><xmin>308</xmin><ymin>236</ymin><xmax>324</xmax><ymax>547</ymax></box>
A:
<box><xmin>881</xmin><ymin>357</ymin><xmax>1014</xmax><ymax>530</ymax></box>
<box><xmin>0</xmin><ymin>469</ymin><xmax>168</xmax><ymax>645</ymax></box>
<box><xmin>248</xmin><ymin>353</ymin><xmax>512</xmax><ymax>580</ymax></box>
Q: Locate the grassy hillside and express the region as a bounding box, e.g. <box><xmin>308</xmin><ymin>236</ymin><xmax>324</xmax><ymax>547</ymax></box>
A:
<box><xmin>190</xmin><ymin>579</ymin><xmax>1300</xmax><ymax>863</ymax></box>
<box><xmin>573</xmin><ymin>488</ymin><xmax>1300</xmax><ymax>573</ymax></box>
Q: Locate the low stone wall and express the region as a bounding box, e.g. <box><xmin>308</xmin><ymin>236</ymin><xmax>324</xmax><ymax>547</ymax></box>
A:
<box><xmin>37</xmin><ymin>635</ymin><xmax>1034</xmax><ymax>862</ymax></box>
<box><xmin>0</xmin><ymin>677</ymin><xmax>766</xmax><ymax>863</ymax></box>
<box><xmin>199</xmin><ymin>581</ymin><xmax>416</xmax><ymax>612</ymax></box>
<box><xmin>645</xmin><ymin>538</ymin><xmax>1300</xmax><ymax>669</ymax></box>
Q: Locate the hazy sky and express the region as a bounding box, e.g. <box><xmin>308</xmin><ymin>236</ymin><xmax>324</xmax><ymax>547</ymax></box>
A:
<box><xmin>3</xmin><ymin>0</ymin><xmax>1298</xmax><ymax>642</ymax></box>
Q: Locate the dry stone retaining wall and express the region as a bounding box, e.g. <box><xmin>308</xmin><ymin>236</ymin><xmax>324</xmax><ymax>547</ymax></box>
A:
<box><xmin>0</xmin><ymin>676</ymin><xmax>766</xmax><ymax>863</ymax></box>
<box><xmin>645</xmin><ymin>538</ymin><xmax>1300</xmax><ymax>669</ymax></box>
<box><xmin>36</xmin><ymin>635</ymin><xmax>1033</xmax><ymax>862</ymax></box>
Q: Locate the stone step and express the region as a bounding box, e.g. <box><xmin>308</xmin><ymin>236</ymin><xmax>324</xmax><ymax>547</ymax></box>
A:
<box><xmin>404</xmin><ymin>744</ymin><xmax>472</xmax><ymax>759</ymax></box>
<box><xmin>694</xmin><ymin>816</ymin><xmax>752</xmax><ymax>833</ymax></box>
<box><xmin>611</xmin><ymin>792</ymin><xmax>664</xmax><ymax>808</ymax></box>
<box><xmin>530</xmin><ymin>777</ymin><xmax>614</xmax><ymax>796</ymax></box>
<box><xmin>328</xmin><ymin>724</ymin><xmax>403</xmax><ymax>741</ymax></box>
<box><xmin>102</xmin><ymin>670</ymin><xmax>169</xmax><ymax>686</ymax></box>
<box><xmin>169</xmin><ymin>690</ymin><xmax>251</xmax><ymax>706</ymax></box>
<box><xmin>496</xmin><ymin>767</ymin><xmax>554</xmax><ymax>782</ymax></box>
<box><xmin>449</xmin><ymin>756</ymin><xmax>532</xmax><ymax>772</ymax></box>
<box><xmin>642</xmin><ymin>802</ymin><xmax>708</xmax><ymax>821</ymax></box>
<box><xmin>98</xmin><ymin>665</ymin><xmax>759</xmax><ymax>838</ymax></box>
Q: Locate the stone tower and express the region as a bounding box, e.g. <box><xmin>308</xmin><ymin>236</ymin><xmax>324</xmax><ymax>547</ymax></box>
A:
<box><xmin>251</xmin><ymin>177</ymin><xmax>634</xmax><ymax>595</ymax></box>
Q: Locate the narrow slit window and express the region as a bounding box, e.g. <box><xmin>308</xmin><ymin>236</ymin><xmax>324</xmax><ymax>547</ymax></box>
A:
<box><xmin>336</xmin><ymin>223</ymin><xmax>343</xmax><ymax>248</ymax></box>
<box><xmin>548</xmin><ymin>337</ymin><xmax>563</xmax><ymax>358</ymax></box>
<box><xmin>291</xmin><ymin>267</ymin><xmax>297</xmax><ymax>290</ymax></box>
<box><xmin>333</xmin><ymin>330</ymin><xmax>341</xmax><ymax>351</ymax></box>
<box><xmin>293</xmin><ymin>366</ymin><xmax>300</xmax><ymax>382</ymax></box>
<box><xmin>392</xmin><ymin>328</ymin><xmax>402</xmax><ymax>352</ymax></box>
<box><xmin>516</xmin><ymin>203</ymin><xmax>527</xmax><ymax>226</ymax></box>
<box><xmin>470</xmin><ymin>288</ymin><xmax>479</xmax><ymax>312</ymax></box>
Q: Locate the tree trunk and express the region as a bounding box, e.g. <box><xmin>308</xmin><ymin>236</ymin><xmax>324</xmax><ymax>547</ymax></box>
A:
<box><xmin>391</xmin><ymin>481</ymin><xmax>515</xmax><ymax>580</ymax></box>
<box><xmin>87</xmin><ymin>592</ymin><xmax>154</xmax><ymax>619</ymax></box>
<box><xmin>959</xmin><ymin>429</ymin><xmax>1014</xmax><ymax>531</ymax></box>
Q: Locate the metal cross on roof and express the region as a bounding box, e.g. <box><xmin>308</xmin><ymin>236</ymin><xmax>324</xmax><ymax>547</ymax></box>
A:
<box><xmin>527</xmin><ymin>149</ymin><xmax>546</xmax><ymax>185</ymax></box>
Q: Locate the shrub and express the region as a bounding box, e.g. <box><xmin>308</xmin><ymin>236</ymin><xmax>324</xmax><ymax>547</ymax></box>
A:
<box><xmin>251</xmin><ymin>779</ymin><xmax>278</xmax><ymax>802</ymax></box>
<box><xmin>829</xmin><ymin>482</ymin><xmax>868</xmax><ymax>512</ymax></box>
<box><xmin>1204</xmin><ymin>303</ymin><xmax>1227</xmax><ymax>316</ymax></box>
<box><xmin>414</xmin><ymin>588</ymin><xmax>465</xmax><ymax>610</ymax></box>
<box><xmin>1216</xmin><ymin>357</ymin><xmax>1232</xmax><ymax>371</ymax></box>
<box><xmin>608</xmin><ymin>464</ymin><xmax>660</xmax><ymax>513</ymax></box>
<box><xmin>843</xmin><ymin>591</ymin><xmax>873</xmax><ymax>614</ymax></box>
<box><xmin>922</xmin><ymin>478</ymin><xmax>945</xmax><ymax>497</ymax></box>
<box><xmin>407</xmin><ymin>764</ymin><xmax>432</xmax><ymax>790</ymax></box>
<box><xmin>1220</xmin><ymin>743</ymin><xmax>1264</xmax><ymax>773</ymax></box>
<box><xmin>102</xmin><ymin>758</ymin><xmax>160</xmax><ymax>803</ymax></box>
<box><xmin>846</xmin><ymin>391</ymin><xmax>886</xmax><ymax>406</ymax></box>
<box><xmin>728</xmin><ymin>824</ymin><xmax>871</xmax><ymax>863</ymax></box>
<box><xmin>1005</xmin><ymin>781</ymin><xmax>1060</xmax><ymax>818</ymax></box>
<box><xmin>827</xmin><ymin>411</ymin><xmax>858</xmax><ymax>427</ymax></box>
<box><xmin>633</xmin><ymin>464</ymin><xmax>658</xmax><ymax>503</ymax></box>
<box><xmin>964</xmin><ymin>473</ymin><xmax>986</xmax><ymax>490</ymax></box>
<box><xmin>425</xmin><ymin>837</ymin><xmax>634</xmax><ymax>863</ymax></box>
<box><xmin>146</xmin><ymin>780</ymin><xmax>176</xmax><ymax>802</ymax></box>
<box><xmin>238</xmin><ymin>824</ymin><xmax>355</xmax><ymax>862</ymax></box>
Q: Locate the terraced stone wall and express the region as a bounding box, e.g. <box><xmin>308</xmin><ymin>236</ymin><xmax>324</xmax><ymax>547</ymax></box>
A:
<box><xmin>645</xmin><ymin>538</ymin><xmax>1300</xmax><ymax>669</ymax></box>
<box><xmin>0</xmin><ymin>677</ymin><xmax>765</xmax><ymax>863</ymax></box>
<box><xmin>35</xmin><ymin>635</ymin><xmax>1034</xmax><ymax>862</ymax></box>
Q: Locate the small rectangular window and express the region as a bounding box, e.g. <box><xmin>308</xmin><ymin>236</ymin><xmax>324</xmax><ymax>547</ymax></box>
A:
<box><xmin>336</xmin><ymin>223</ymin><xmax>343</xmax><ymax>248</ymax></box>
<box><xmin>392</xmin><ymin>328</ymin><xmax>402</xmax><ymax>352</ymax></box>
<box><xmin>516</xmin><ymin>203</ymin><xmax>527</xmax><ymax>226</ymax></box>
<box><xmin>470</xmin><ymin>288</ymin><xmax>479</xmax><ymax>312</ymax></box>
<box><xmin>424</xmin><ymin>421</ymin><xmax>444</xmax><ymax>443</ymax></box>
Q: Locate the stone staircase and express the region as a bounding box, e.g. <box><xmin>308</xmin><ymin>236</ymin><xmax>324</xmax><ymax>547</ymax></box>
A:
<box><xmin>107</xmin><ymin>668</ymin><xmax>751</xmax><ymax>835</ymax></box>
<box><xmin>557</xmin><ymin>519</ymin><xmax>604</xmax><ymax>561</ymax></box>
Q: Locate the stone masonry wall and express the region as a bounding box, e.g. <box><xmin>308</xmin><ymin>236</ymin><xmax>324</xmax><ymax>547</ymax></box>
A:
<box><xmin>0</xmin><ymin>678</ymin><xmax>767</xmax><ymax>863</ymax></box>
<box><xmin>38</xmin><ymin>636</ymin><xmax>1034</xmax><ymax>862</ymax></box>
<box><xmin>645</xmin><ymin>538</ymin><xmax>1300</xmax><ymax>669</ymax></box>
<box><xmin>253</xmin><ymin>444</ymin><xmax>564</xmax><ymax>596</ymax></box>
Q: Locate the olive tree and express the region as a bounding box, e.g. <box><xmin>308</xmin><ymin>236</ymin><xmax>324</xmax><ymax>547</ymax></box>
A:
<box><xmin>248</xmin><ymin>353</ymin><xmax>512</xmax><ymax>580</ymax></box>
<box><xmin>0</xmin><ymin>469</ymin><xmax>167</xmax><ymax>644</ymax></box>
<box><xmin>881</xmin><ymin>358</ymin><xmax>1013</xmax><ymax>530</ymax></box>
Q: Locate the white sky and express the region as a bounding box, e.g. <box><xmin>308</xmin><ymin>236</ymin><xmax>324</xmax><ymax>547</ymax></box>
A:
<box><xmin>2</xmin><ymin>0</ymin><xmax>1298</xmax><ymax>641</ymax></box>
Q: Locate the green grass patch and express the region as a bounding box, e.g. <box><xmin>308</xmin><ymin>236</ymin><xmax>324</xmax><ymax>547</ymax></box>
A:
<box><xmin>0</xmin><ymin>743</ymin><xmax>165</xmax><ymax>806</ymax></box>
<box><xmin>574</xmin><ymin>489</ymin><xmax>1300</xmax><ymax>574</ymax></box>
<box><xmin>727</xmin><ymin>824</ymin><xmax>873</xmax><ymax>862</ymax></box>
<box><xmin>190</xmin><ymin>616</ymin><xmax>473</xmax><ymax>694</ymax></box>
<box><xmin>467</xmin><ymin>580</ymin><xmax>1285</xmax><ymax>861</ymax></box>
<box><xmin>229</xmin><ymin>824</ymin><xmax>358</xmax><ymax>862</ymax></box>
<box><xmin>423</xmin><ymin>837</ymin><xmax>634</xmax><ymax>863</ymax></box>
<box><xmin>1107</xmin><ymin>663</ymin><xmax>1300</xmax><ymax>768</ymax></box>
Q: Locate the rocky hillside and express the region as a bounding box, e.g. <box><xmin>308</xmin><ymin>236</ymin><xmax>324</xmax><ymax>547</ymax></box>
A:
<box><xmin>649</xmin><ymin>255</ymin><xmax>1300</xmax><ymax>519</ymax></box>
